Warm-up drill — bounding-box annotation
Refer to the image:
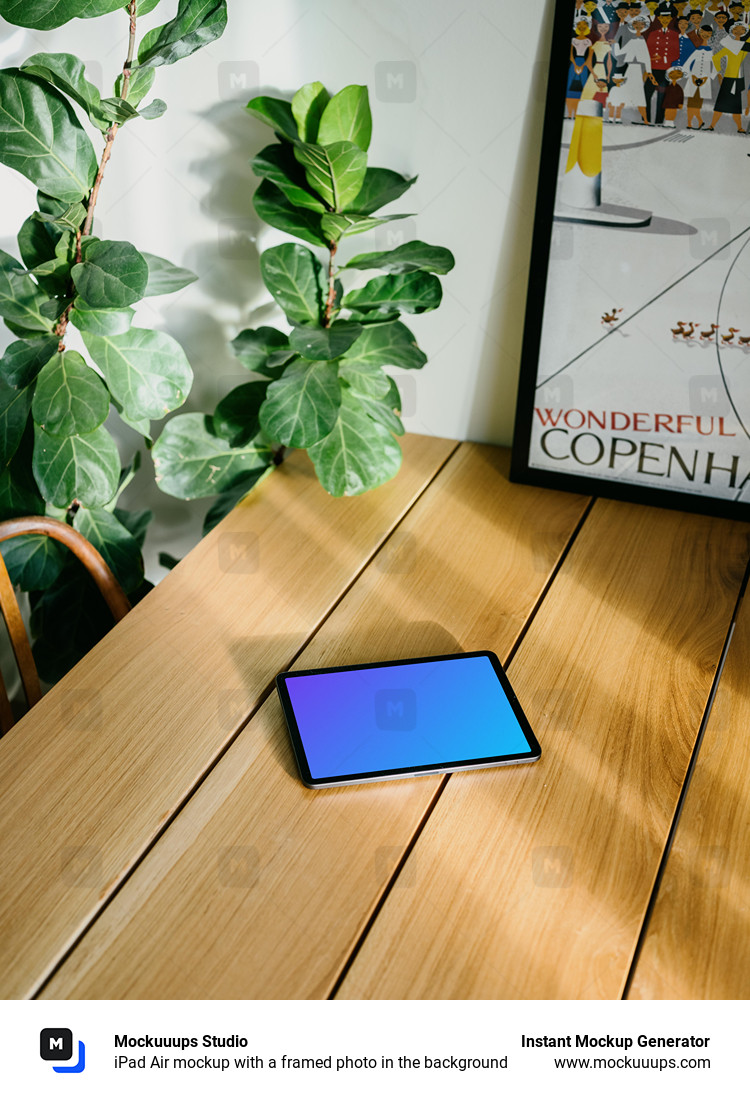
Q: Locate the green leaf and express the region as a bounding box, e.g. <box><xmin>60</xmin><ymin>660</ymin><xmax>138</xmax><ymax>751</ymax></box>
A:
<box><xmin>291</xmin><ymin>82</ymin><xmax>329</xmax><ymax>143</ymax></box>
<box><xmin>18</xmin><ymin>217</ymin><xmax>77</xmax><ymax>294</ymax></box>
<box><xmin>213</xmin><ymin>380</ymin><xmax>268</xmax><ymax>446</ymax></box>
<box><xmin>0</xmin><ymin>423</ymin><xmax>44</xmax><ymax>520</ymax></box>
<box><xmin>360</xmin><ymin>396</ymin><xmax>404</xmax><ymax>437</ymax></box>
<box><xmin>245</xmin><ymin>95</ymin><xmax>299</xmax><ymax>142</ymax></box>
<box><xmin>152</xmin><ymin>412</ymin><xmax>273</xmax><ymax>500</ymax></box>
<box><xmin>18</xmin><ymin>214</ymin><xmax>58</xmax><ymax>272</ymax></box>
<box><xmin>344</xmin><ymin>311</ymin><xmax>400</xmax><ymax>326</ymax></box>
<box><xmin>39</xmin><ymin>296</ymin><xmax>71</xmax><ymax>324</ymax></box>
<box><xmin>201</xmin><ymin>467</ymin><xmax>273</xmax><ymax>535</ymax></box>
<box><xmin>259</xmin><ymin>358</ymin><xmax>341</xmax><ymax>448</ymax></box>
<box><xmin>116</xmin><ymin>404</ymin><xmax>151</xmax><ymax>438</ymax></box>
<box><xmin>339</xmin><ymin>320</ymin><xmax>427</xmax><ymax>371</ymax></box>
<box><xmin>384</xmin><ymin>375</ymin><xmax>405</xmax><ymax>418</ymax></box>
<box><xmin>27</xmin><ymin>230</ymin><xmax>75</xmax><ymax>284</ymax></box>
<box><xmin>253</xmin><ymin>179</ymin><xmax>327</xmax><ymax>248</ymax></box>
<box><xmin>260</xmin><ymin>242</ymin><xmax>325</xmax><ymax>325</ymax></box>
<box><xmin>158</xmin><ymin>551</ymin><xmax>180</xmax><ymax>570</ymax></box>
<box><xmin>0</xmin><ymin>0</ymin><xmax>119</xmax><ymax>29</ymax></box>
<box><xmin>0</xmin><ymin>532</ymin><xmax>70</xmax><ymax>591</ymax></box>
<box><xmin>79</xmin><ymin>236</ymin><xmax>100</xmax><ymax>258</ymax></box>
<box><xmin>0</xmin><ymin>378</ymin><xmax>35</xmax><ymax>465</ymax></box>
<box><xmin>252</xmin><ymin>144</ymin><xmax>326</xmax><ymax>212</ymax></box>
<box><xmin>73</xmin><ymin>505</ymin><xmax>144</xmax><ymax>593</ymax></box>
<box><xmin>320</xmin><ymin>211</ymin><xmax>411</xmax><ymax>242</ymax></box>
<box><xmin>339</xmin><ymin>361</ymin><xmax>391</xmax><ymax>398</ymax></box>
<box><xmin>346</xmin><ymin>167</ymin><xmax>417</xmax><ymax>213</ymax></box>
<box><xmin>37</xmin><ymin>191</ymin><xmax>72</xmax><ymax>218</ymax></box>
<box><xmin>76</xmin><ymin>0</ymin><xmax>129</xmax><ymax>17</ymax></box>
<box><xmin>72</xmin><ymin>239</ymin><xmax>149</xmax><ymax>308</ymax></box>
<box><xmin>81</xmin><ymin>327</ymin><xmax>192</xmax><ymax>421</ymax></box>
<box><xmin>288</xmin><ymin>320</ymin><xmax>362</xmax><ymax>361</ymax></box>
<box><xmin>129</xmin><ymin>0</ymin><xmax>162</xmax><ymax>16</ymax></box>
<box><xmin>115</xmin><ymin>64</ymin><xmax>155</xmax><ymax>107</ymax></box>
<box><xmin>20</xmin><ymin>53</ymin><xmax>108</xmax><ymax>131</ymax></box>
<box><xmin>231</xmin><ymin>326</ymin><xmax>290</xmax><ymax>375</ymax></box>
<box><xmin>70</xmin><ymin>300</ymin><xmax>134</xmax><ymax>335</ymax></box>
<box><xmin>29</xmin><ymin>256</ymin><xmax>67</xmax><ymax>281</ymax></box>
<box><xmin>31</xmin><ymin>350</ymin><xmax>109</xmax><ymax>436</ymax></box>
<box><xmin>138</xmin><ymin>98</ymin><xmax>167</xmax><ymax>120</ymax></box>
<box><xmin>343</xmin><ymin>271</ymin><xmax>442</xmax><ymax>315</ymax></box>
<box><xmin>308</xmin><ymin>390</ymin><xmax>402</xmax><ymax>497</ymax></box>
<box><xmin>97</xmin><ymin>96</ymin><xmax>141</xmax><ymax>125</ymax></box>
<box><xmin>114</xmin><ymin>505</ymin><xmax>151</xmax><ymax>549</ymax></box>
<box><xmin>294</xmin><ymin>141</ymin><xmax>367</xmax><ymax>212</ymax></box>
<box><xmin>138</xmin><ymin>0</ymin><xmax>229</xmax><ymax>69</ymax></box>
<box><xmin>32</xmin><ymin>423</ymin><xmax>120</xmax><ymax>508</ymax></box>
<box><xmin>339</xmin><ymin>361</ymin><xmax>404</xmax><ymax>435</ymax></box>
<box><xmin>0</xmin><ymin>70</ymin><xmax>97</xmax><ymax>202</ymax></box>
<box><xmin>0</xmin><ymin>337</ymin><xmax>58</xmax><ymax>388</ymax></box>
<box><xmin>317</xmin><ymin>85</ymin><xmax>372</xmax><ymax>151</ymax></box>
<box><xmin>262</xmin><ymin>350</ymin><xmax>297</xmax><ymax>377</ymax></box>
<box><xmin>141</xmin><ymin>252</ymin><xmax>197</xmax><ymax>296</ymax></box>
<box><xmin>362</xmin><ymin>376</ymin><xmax>405</xmax><ymax>436</ymax></box>
<box><xmin>34</xmin><ymin>202</ymin><xmax>86</xmax><ymax>233</ymax></box>
<box><xmin>344</xmin><ymin>240</ymin><xmax>455</xmax><ymax>275</ymax></box>
<box><xmin>0</xmin><ymin>249</ymin><xmax>54</xmax><ymax>333</ymax></box>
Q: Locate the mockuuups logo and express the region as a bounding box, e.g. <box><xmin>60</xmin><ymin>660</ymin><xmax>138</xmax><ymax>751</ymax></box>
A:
<box><xmin>40</xmin><ymin>1029</ymin><xmax>86</xmax><ymax>1074</ymax></box>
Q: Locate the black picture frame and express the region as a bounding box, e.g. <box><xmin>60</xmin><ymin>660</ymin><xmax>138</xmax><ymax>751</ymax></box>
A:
<box><xmin>511</xmin><ymin>0</ymin><xmax>750</xmax><ymax>522</ymax></box>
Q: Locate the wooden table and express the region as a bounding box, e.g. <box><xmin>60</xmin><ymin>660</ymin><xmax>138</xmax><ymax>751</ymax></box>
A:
<box><xmin>0</xmin><ymin>435</ymin><xmax>748</xmax><ymax>1000</ymax></box>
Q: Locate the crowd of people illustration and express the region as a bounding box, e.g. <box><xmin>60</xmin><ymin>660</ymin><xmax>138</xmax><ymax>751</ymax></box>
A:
<box><xmin>567</xmin><ymin>1</ymin><xmax>750</xmax><ymax>131</ymax></box>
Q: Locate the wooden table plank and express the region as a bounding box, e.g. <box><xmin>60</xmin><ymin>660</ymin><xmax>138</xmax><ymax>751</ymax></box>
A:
<box><xmin>41</xmin><ymin>446</ymin><xmax>590</xmax><ymax>999</ymax></box>
<box><xmin>336</xmin><ymin>502</ymin><xmax>750</xmax><ymax>999</ymax></box>
<box><xmin>0</xmin><ymin>434</ymin><xmax>455</xmax><ymax>1000</ymax></box>
<box><xmin>628</xmin><ymin>574</ymin><xmax>750</xmax><ymax>999</ymax></box>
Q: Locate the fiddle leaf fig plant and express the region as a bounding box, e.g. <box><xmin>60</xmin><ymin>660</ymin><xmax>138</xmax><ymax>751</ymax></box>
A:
<box><xmin>0</xmin><ymin>0</ymin><xmax>228</xmax><ymax>682</ymax></box>
<box><xmin>152</xmin><ymin>81</ymin><xmax>454</xmax><ymax>527</ymax></box>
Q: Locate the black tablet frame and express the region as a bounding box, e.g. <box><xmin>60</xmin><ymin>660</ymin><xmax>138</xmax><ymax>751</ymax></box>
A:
<box><xmin>276</xmin><ymin>651</ymin><xmax>541</xmax><ymax>789</ymax></box>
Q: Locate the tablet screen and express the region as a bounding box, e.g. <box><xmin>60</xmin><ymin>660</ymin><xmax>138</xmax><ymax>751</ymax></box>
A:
<box><xmin>277</xmin><ymin>651</ymin><xmax>540</xmax><ymax>787</ymax></box>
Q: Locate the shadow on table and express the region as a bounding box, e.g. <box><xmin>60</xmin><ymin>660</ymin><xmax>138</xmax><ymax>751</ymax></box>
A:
<box><xmin>230</xmin><ymin>619</ymin><xmax>463</xmax><ymax>781</ymax></box>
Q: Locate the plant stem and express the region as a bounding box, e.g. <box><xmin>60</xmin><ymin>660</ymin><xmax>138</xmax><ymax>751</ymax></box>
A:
<box><xmin>324</xmin><ymin>241</ymin><xmax>338</xmax><ymax>328</ymax></box>
<box><xmin>55</xmin><ymin>1</ymin><xmax>138</xmax><ymax>347</ymax></box>
<box><xmin>81</xmin><ymin>1</ymin><xmax>137</xmax><ymax>240</ymax></box>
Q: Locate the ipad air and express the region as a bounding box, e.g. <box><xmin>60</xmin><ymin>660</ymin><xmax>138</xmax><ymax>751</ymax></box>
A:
<box><xmin>276</xmin><ymin>651</ymin><xmax>541</xmax><ymax>788</ymax></box>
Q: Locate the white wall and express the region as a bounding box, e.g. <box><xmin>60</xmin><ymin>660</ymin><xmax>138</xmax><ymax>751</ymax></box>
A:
<box><xmin>0</xmin><ymin>0</ymin><xmax>554</xmax><ymax>576</ymax></box>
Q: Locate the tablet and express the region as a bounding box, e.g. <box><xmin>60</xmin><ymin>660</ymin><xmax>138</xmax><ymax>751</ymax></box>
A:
<box><xmin>276</xmin><ymin>651</ymin><xmax>541</xmax><ymax>788</ymax></box>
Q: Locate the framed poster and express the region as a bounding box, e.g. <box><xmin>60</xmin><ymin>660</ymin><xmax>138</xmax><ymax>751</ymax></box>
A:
<box><xmin>511</xmin><ymin>0</ymin><xmax>750</xmax><ymax>521</ymax></box>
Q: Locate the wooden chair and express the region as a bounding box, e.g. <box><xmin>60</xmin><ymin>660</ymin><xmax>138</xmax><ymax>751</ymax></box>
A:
<box><xmin>0</xmin><ymin>516</ymin><xmax>131</xmax><ymax>734</ymax></box>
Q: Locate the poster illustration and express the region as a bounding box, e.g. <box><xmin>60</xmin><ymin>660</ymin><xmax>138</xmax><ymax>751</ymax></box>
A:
<box><xmin>512</xmin><ymin>0</ymin><xmax>750</xmax><ymax>519</ymax></box>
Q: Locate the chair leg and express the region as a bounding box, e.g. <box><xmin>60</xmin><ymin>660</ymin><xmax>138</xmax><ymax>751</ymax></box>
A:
<box><xmin>0</xmin><ymin>554</ymin><xmax>42</xmax><ymax>710</ymax></box>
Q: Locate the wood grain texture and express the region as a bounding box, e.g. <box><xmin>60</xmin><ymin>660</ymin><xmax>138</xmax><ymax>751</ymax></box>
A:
<box><xmin>42</xmin><ymin>446</ymin><xmax>590</xmax><ymax>999</ymax></box>
<box><xmin>337</xmin><ymin>501</ymin><xmax>750</xmax><ymax>999</ymax></box>
<box><xmin>628</xmin><ymin>576</ymin><xmax>750</xmax><ymax>999</ymax></box>
<box><xmin>0</xmin><ymin>434</ymin><xmax>455</xmax><ymax>999</ymax></box>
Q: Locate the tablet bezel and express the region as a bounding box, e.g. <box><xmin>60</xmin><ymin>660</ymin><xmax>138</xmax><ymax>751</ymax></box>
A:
<box><xmin>276</xmin><ymin>650</ymin><xmax>541</xmax><ymax>789</ymax></box>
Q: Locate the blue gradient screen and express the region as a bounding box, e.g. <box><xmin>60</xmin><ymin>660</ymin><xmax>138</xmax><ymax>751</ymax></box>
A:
<box><xmin>284</xmin><ymin>654</ymin><xmax>534</xmax><ymax>780</ymax></box>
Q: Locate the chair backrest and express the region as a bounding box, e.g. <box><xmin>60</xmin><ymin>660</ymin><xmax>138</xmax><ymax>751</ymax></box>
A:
<box><xmin>0</xmin><ymin>516</ymin><xmax>131</xmax><ymax>734</ymax></box>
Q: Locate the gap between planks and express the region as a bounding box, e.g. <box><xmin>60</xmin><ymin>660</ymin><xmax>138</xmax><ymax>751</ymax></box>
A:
<box><xmin>622</xmin><ymin>548</ymin><xmax>750</xmax><ymax>999</ymax></box>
